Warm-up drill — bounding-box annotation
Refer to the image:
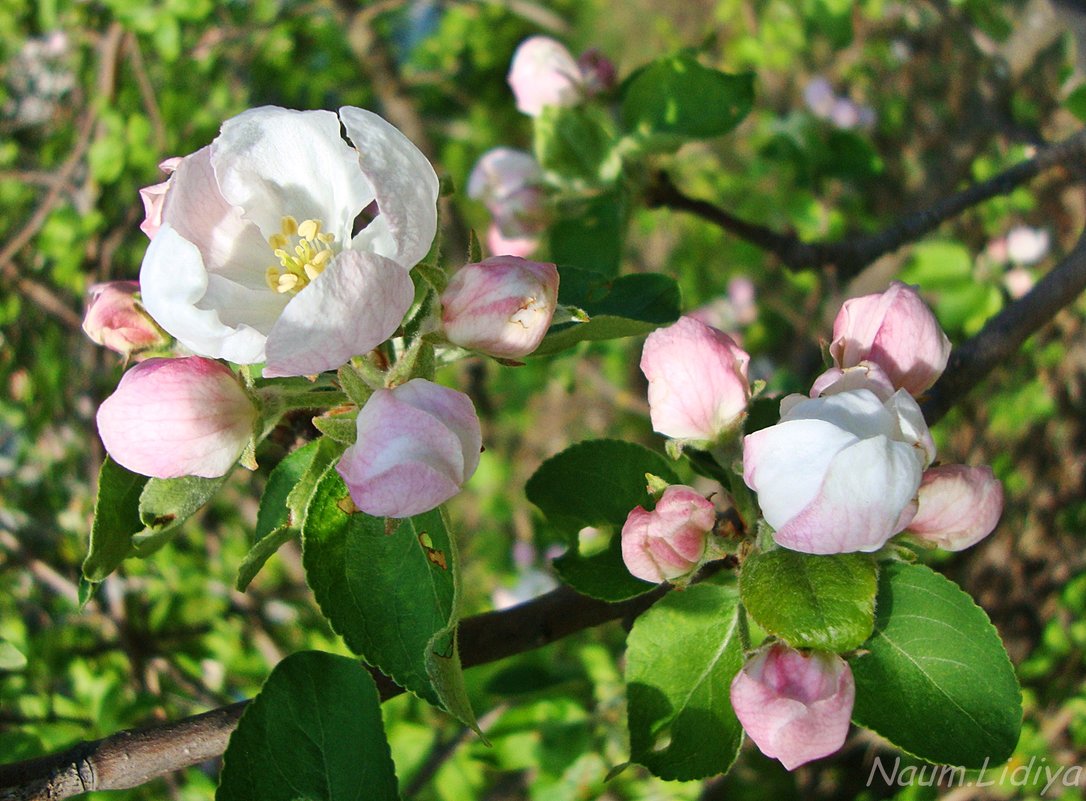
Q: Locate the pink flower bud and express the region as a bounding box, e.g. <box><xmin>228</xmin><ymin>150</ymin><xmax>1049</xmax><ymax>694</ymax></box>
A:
<box><xmin>906</xmin><ymin>464</ymin><xmax>1003</xmax><ymax>551</ymax></box>
<box><xmin>640</xmin><ymin>316</ymin><xmax>751</xmax><ymax>444</ymax></box>
<box><xmin>82</xmin><ymin>281</ymin><xmax>168</xmax><ymax>358</ymax></box>
<box><xmin>730</xmin><ymin>643</ymin><xmax>855</xmax><ymax>770</ymax></box>
<box><xmin>441</xmin><ymin>256</ymin><xmax>559</xmax><ymax>359</ymax></box>
<box><xmin>337</xmin><ymin>379</ymin><xmax>481</xmax><ymax>518</ymax></box>
<box><xmin>467</xmin><ymin>148</ymin><xmax>544</xmax><ymax>214</ymax></box>
<box><xmin>620</xmin><ymin>485</ymin><xmax>715</xmax><ymax>583</ymax></box>
<box><xmin>507</xmin><ymin>36</ymin><xmax>584</xmax><ymax>116</ymax></box>
<box><xmin>485</xmin><ymin>222</ymin><xmax>540</xmax><ymax>259</ymax></box>
<box><xmin>138</xmin><ymin>157</ymin><xmax>181</xmax><ymax>239</ymax></box>
<box><xmin>830</xmin><ymin>281</ymin><xmax>951</xmax><ymax>396</ymax></box>
<box><xmin>96</xmin><ymin>357</ymin><xmax>257</xmax><ymax>479</ymax></box>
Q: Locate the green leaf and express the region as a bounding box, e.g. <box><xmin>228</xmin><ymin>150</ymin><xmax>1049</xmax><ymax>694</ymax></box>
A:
<box><xmin>533</xmin><ymin>105</ymin><xmax>620</xmax><ymax>186</ymax></box>
<box><xmin>1065</xmin><ymin>84</ymin><xmax>1086</xmax><ymax>124</ymax></box>
<box><xmin>553</xmin><ymin>535</ymin><xmax>658</xmax><ymax>602</ymax></box>
<box><xmin>132</xmin><ymin>474</ymin><xmax>229</xmax><ymax>552</ymax></box>
<box><xmin>850</xmin><ymin>562</ymin><xmax>1022</xmax><ymax>767</ymax></box>
<box><xmin>739</xmin><ymin>549</ymin><xmax>877</xmax><ymax>651</ymax></box>
<box><xmin>302</xmin><ymin>470</ymin><xmax>476</xmax><ymax>727</ymax></box>
<box><xmin>626</xmin><ymin>575</ymin><xmax>745</xmax><ymax>780</ymax></box>
<box><xmin>82</xmin><ymin>456</ymin><xmax>148</xmax><ymax>581</ymax></box>
<box><xmin>621</xmin><ymin>52</ymin><xmax>754</xmax><ymax>149</ymax></box>
<box><xmin>217</xmin><ymin>651</ymin><xmax>398</xmax><ymax>801</ymax></box>
<box><xmin>533</xmin><ymin>268</ymin><xmax>681</xmax><ymax>356</ymax></box>
<box><xmin>525</xmin><ymin>439</ymin><xmax>680</xmax><ymax>541</ymax></box>
<box><xmin>548</xmin><ymin>192</ymin><xmax>626</xmax><ymax>277</ymax></box>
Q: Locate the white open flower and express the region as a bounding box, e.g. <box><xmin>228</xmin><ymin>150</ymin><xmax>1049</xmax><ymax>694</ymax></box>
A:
<box><xmin>139</xmin><ymin>106</ymin><xmax>439</xmax><ymax>377</ymax></box>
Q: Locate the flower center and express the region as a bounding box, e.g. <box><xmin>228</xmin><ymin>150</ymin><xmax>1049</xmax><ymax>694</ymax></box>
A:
<box><xmin>264</xmin><ymin>216</ymin><xmax>337</xmax><ymax>295</ymax></box>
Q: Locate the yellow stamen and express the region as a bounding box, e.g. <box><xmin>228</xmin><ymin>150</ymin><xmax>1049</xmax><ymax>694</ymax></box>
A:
<box><xmin>264</xmin><ymin>215</ymin><xmax>338</xmax><ymax>295</ymax></box>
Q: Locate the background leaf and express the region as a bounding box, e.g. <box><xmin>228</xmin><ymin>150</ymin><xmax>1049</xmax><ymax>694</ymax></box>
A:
<box><xmin>849</xmin><ymin>562</ymin><xmax>1022</xmax><ymax>767</ymax></box>
<box><xmin>217</xmin><ymin>650</ymin><xmax>398</xmax><ymax>801</ymax></box>
<box><xmin>626</xmin><ymin>575</ymin><xmax>745</xmax><ymax>780</ymax></box>
<box><xmin>739</xmin><ymin>549</ymin><xmax>877</xmax><ymax>651</ymax></box>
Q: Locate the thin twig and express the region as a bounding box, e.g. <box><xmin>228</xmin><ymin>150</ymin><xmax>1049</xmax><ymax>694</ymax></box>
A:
<box><xmin>647</xmin><ymin>130</ymin><xmax>1086</xmax><ymax>279</ymax></box>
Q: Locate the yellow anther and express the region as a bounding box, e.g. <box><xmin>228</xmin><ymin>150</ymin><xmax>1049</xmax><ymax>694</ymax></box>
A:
<box><xmin>298</xmin><ymin>219</ymin><xmax>320</xmax><ymax>241</ymax></box>
<box><xmin>311</xmin><ymin>249</ymin><xmax>332</xmax><ymax>268</ymax></box>
<box><xmin>265</xmin><ymin>215</ymin><xmax>337</xmax><ymax>296</ymax></box>
<box><xmin>277</xmin><ymin>273</ymin><xmax>300</xmax><ymax>293</ymax></box>
<box><xmin>318</xmin><ymin>232</ymin><xmax>336</xmax><ymax>244</ymax></box>
<box><xmin>269</xmin><ymin>233</ymin><xmax>288</xmax><ymax>250</ymax></box>
<box><xmin>265</xmin><ymin>267</ymin><xmax>280</xmax><ymax>291</ymax></box>
<box><xmin>281</xmin><ymin>216</ymin><xmax>298</xmax><ymax>236</ymax></box>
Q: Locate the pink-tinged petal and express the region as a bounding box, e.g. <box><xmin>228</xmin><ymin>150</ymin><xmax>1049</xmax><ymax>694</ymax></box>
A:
<box><xmin>743</xmin><ymin>419</ymin><xmax>856</xmax><ymax>531</ymax></box>
<box><xmin>388</xmin><ymin>379</ymin><xmax>482</xmax><ymax>480</ymax></box>
<box><xmin>773</xmin><ymin>434</ymin><xmax>923</xmax><ymax>554</ymax></box>
<box><xmin>620</xmin><ymin>485</ymin><xmax>715</xmax><ymax>583</ymax></box>
<box><xmin>830</xmin><ymin>282</ymin><xmax>951</xmax><ymax>396</ymax></box>
<box><xmin>730</xmin><ymin>644</ymin><xmax>854</xmax><ymax>770</ymax></box>
<box><xmin>96</xmin><ymin>357</ymin><xmax>257</xmax><ymax>479</ymax></box>
<box><xmin>337</xmin><ymin>381</ymin><xmax>481</xmax><ymax>518</ymax></box>
<box><xmin>468</xmin><ymin>148</ymin><xmax>542</xmax><ymax>207</ymax></box>
<box><xmin>339</xmin><ymin>106</ymin><xmax>440</xmax><ymax>269</ymax></box>
<box><xmin>507</xmin><ymin>36</ymin><xmax>584</xmax><ymax>116</ymax></box>
<box><xmin>139</xmin><ymin>224</ymin><xmax>269</xmax><ymax>364</ymax></box>
<box><xmin>907</xmin><ymin>464</ymin><xmax>1003</xmax><ymax>550</ymax></box>
<box><xmin>212</xmin><ymin>107</ymin><xmax>372</xmax><ymax>245</ymax></box>
<box><xmin>810</xmin><ymin>361</ymin><xmax>896</xmax><ymax>401</ymax></box>
<box><xmin>263</xmin><ymin>250</ymin><xmax>414</xmax><ymax>378</ymax></box>
<box><xmin>781</xmin><ymin>389</ymin><xmax>899</xmax><ymax>442</ymax></box>
<box><xmin>441</xmin><ymin>257</ymin><xmax>559</xmax><ymax>358</ymax></box>
<box><xmin>641</xmin><ymin>317</ymin><xmax>751</xmax><ymax>443</ymax></box>
<box><xmin>884</xmin><ymin>389</ymin><xmax>936</xmax><ymax>466</ymax></box>
<box><xmin>138</xmin><ymin>157</ymin><xmax>181</xmax><ymax>239</ymax></box>
<box><xmin>82</xmin><ymin>281</ymin><xmax>167</xmax><ymax>356</ymax></box>
<box><xmin>160</xmin><ymin>147</ymin><xmax>269</xmax><ymax>284</ymax></box>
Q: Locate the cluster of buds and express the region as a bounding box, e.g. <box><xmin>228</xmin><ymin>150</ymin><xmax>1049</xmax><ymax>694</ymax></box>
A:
<box><xmin>507</xmin><ymin>36</ymin><xmax>616</xmax><ymax>117</ymax></box>
<box><xmin>85</xmin><ymin>105</ymin><xmax>561</xmax><ymax>520</ymax></box>
<box><xmin>621</xmin><ymin>281</ymin><xmax>1003</xmax><ymax>770</ymax></box>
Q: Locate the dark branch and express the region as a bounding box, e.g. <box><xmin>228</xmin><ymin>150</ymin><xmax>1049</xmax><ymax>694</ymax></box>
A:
<box><xmin>647</xmin><ymin>130</ymin><xmax>1086</xmax><ymax>279</ymax></box>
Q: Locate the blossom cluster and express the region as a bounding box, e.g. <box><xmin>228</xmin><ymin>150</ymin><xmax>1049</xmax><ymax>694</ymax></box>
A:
<box><xmin>86</xmin><ymin>106</ymin><xmax>560</xmax><ymax>519</ymax></box>
<box><xmin>621</xmin><ymin>281</ymin><xmax>1003</xmax><ymax>770</ymax></box>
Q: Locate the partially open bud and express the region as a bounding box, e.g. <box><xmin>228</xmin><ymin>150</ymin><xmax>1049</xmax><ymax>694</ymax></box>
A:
<box><xmin>906</xmin><ymin>464</ymin><xmax>1003</xmax><ymax>551</ymax></box>
<box><xmin>507</xmin><ymin>36</ymin><xmax>584</xmax><ymax>116</ymax></box>
<box><xmin>336</xmin><ymin>379</ymin><xmax>482</xmax><ymax>518</ymax></box>
<box><xmin>641</xmin><ymin>316</ymin><xmax>751</xmax><ymax>446</ymax></box>
<box><xmin>82</xmin><ymin>281</ymin><xmax>168</xmax><ymax>358</ymax></box>
<box><xmin>441</xmin><ymin>256</ymin><xmax>559</xmax><ymax>359</ymax></box>
<box><xmin>830</xmin><ymin>281</ymin><xmax>951</xmax><ymax>397</ymax></box>
<box><xmin>809</xmin><ymin>361</ymin><xmax>896</xmax><ymax>401</ymax></box>
<box><xmin>729</xmin><ymin>643</ymin><xmax>855</xmax><ymax>770</ymax></box>
<box><xmin>620</xmin><ymin>485</ymin><xmax>715</xmax><ymax>583</ymax></box>
<box><xmin>96</xmin><ymin>357</ymin><xmax>257</xmax><ymax>479</ymax></box>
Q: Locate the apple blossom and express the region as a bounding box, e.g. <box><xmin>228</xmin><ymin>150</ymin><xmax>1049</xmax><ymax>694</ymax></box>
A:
<box><xmin>809</xmin><ymin>361</ymin><xmax>896</xmax><ymax>401</ymax></box>
<box><xmin>82</xmin><ymin>281</ymin><xmax>168</xmax><ymax>358</ymax></box>
<box><xmin>906</xmin><ymin>464</ymin><xmax>1003</xmax><ymax>551</ymax></box>
<box><xmin>139</xmin><ymin>106</ymin><xmax>438</xmax><ymax>377</ymax></box>
<box><xmin>640</xmin><ymin>316</ymin><xmax>751</xmax><ymax>445</ymax></box>
<box><xmin>1006</xmin><ymin>225</ymin><xmax>1050</xmax><ymax>265</ymax></box>
<box><xmin>730</xmin><ymin>643</ymin><xmax>855</xmax><ymax>770</ymax></box>
<box><xmin>830</xmin><ymin>281</ymin><xmax>951</xmax><ymax>396</ymax></box>
<box><xmin>96</xmin><ymin>357</ymin><xmax>257</xmax><ymax>479</ymax></box>
<box><xmin>507</xmin><ymin>36</ymin><xmax>584</xmax><ymax>116</ymax></box>
<box><xmin>337</xmin><ymin>379</ymin><xmax>481</xmax><ymax>518</ymax></box>
<box><xmin>440</xmin><ymin>256</ymin><xmax>559</xmax><ymax>359</ymax></box>
<box><xmin>620</xmin><ymin>485</ymin><xmax>715</xmax><ymax>583</ymax></box>
<box><xmin>467</xmin><ymin>148</ymin><xmax>546</xmax><ymax>256</ymax></box>
<box><xmin>743</xmin><ymin>388</ymin><xmax>935</xmax><ymax>554</ymax></box>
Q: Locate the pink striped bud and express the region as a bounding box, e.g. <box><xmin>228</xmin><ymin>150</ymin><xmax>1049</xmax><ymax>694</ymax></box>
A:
<box><xmin>507</xmin><ymin>36</ymin><xmax>584</xmax><ymax>116</ymax></box>
<box><xmin>82</xmin><ymin>281</ymin><xmax>168</xmax><ymax>358</ymax></box>
<box><xmin>621</xmin><ymin>485</ymin><xmax>715</xmax><ymax>583</ymax></box>
<box><xmin>907</xmin><ymin>464</ymin><xmax>1003</xmax><ymax>551</ymax></box>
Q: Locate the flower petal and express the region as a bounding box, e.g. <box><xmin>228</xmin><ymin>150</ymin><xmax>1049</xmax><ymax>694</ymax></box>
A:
<box><xmin>140</xmin><ymin>224</ymin><xmax>268</xmax><ymax>363</ymax></box>
<box><xmin>263</xmin><ymin>250</ymin><xmax>414</xmax><ymax>377</ymax></box>
<box><xmin>212</xmin><ymin>107</ymin><xmax>372</xmax><ymax>244</ymax></box>
<box><xmin>774</xmin><ymin>435</ymin><xmax>923</xmax><ymax>553</ymax></box>
<box><xmin>385</xmin><ymin>379</ymin><xmax>482</xmax><ymax>480</ymax></box>
<box><xmin>339</xmin><ymin>106</ymin><xmax>440</xmax><ymax>269</ymax></box>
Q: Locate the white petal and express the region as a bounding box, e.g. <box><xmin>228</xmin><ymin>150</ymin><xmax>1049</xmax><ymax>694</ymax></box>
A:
<box><xmin>140</xmin><ymin>224</ymin><xmax>267</xmax><ymax>363</ymax></box>
<box><xmin>212</xmin><ymin>107</ymin><xmax>372</xmax><ymax>244</ymax></box>
<box><xmin>884</xmin><ymin>389</ymin><xmax>936</xmax><ymax>465</ymax></box>
<box><xmin>163</xmin><ymin>146</ymin><xmax>269</xmax><ymax>285</ymax></box>
<box><xmin>782</xmin><ymin>389</ymin><xmax>896</xmax><ymax>440</ymax></box>
<box><xmin>339</xmin><ymin>106</ymin><xmax>439</xmax><ymax>268</ymax></box>
<box><xmin>743</xmin><ymin>419</ymin><xmax>857</xmax><ymax>530</ymax></box>
<box><xmin>202</xmin><ymin>273</ymin><xmax>286</xmax><ymax>335</ymax></box>
<box><xmin>263</xmin><ymin>250</ymin><xmax>414</xmax><ymax>377</ymax></box>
